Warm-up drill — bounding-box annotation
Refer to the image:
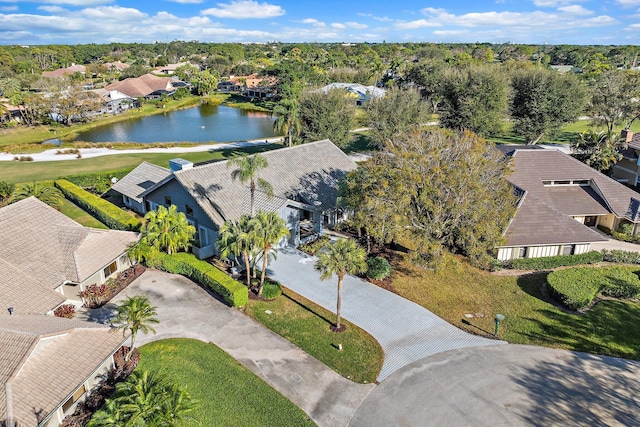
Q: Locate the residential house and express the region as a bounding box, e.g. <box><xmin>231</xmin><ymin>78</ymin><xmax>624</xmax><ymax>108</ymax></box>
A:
<box><xmin>91</xmin><ymin>88</ymin><xmax>140</xmax><ymax>115</ymax></box>
<box><xmin>154</xmin><ymin>62</ymin><xmax>198</xmax><ymax>75</ymax></box>
<box><xmin>497</xmin><ymin>146</ymin><xmax>640</xmax><ymax>261</ymax></box>
<box><xmin>103</xmin><ymin>61</ymin><xmax>130</xmax><ymax>73</ymax></box>
<box><xmin>0</xmin><ymin>197</ymin><xmax>138</xmax><ymax>312</ymax></box>
<box><xmin>0</xmin><ymin>314</ymin><xmax>129</xmax><ymax>427</ymax></box>
<box><xmin>42</xmin><ymin>64</ymin><xmax>86</xmax><ymax>78</ymax></box>
<box><xmin>113</xmin><ymin>140</ymin><xmax>357</xmax><ymax>259</ymax></box>
<box><xmin>318</xmin><ymin>83</ymin><xmax>386</xmax><ymax>106</ymax></box>
<box><xmin>104</xmin><ymin>73</ymin><xmax>183</xmax><ymax>100</ymax></box>
<box><xmin>612</xmin><ymin>130</ymin><xmax>640</xmax><ymax>186</ymax></box>
<box><xmin>217</xmin><ymin>80</ymin><xmax>243</xmax><ymax>93</ymax></box>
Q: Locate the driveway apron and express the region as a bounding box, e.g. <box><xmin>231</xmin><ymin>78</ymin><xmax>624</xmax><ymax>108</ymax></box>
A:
<box><xmin>267</xmin><ymin>248</ymin><xmax>504</xmax><ymax>382</ymax></box>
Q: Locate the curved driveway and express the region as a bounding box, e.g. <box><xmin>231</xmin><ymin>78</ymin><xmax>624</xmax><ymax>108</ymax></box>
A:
<box><xmin>267</xmin><ymin>248</ymin><xmax>503</xmax><ymax>381</ymax></box>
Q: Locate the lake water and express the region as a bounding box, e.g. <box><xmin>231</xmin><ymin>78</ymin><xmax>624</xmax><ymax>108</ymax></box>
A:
<box><xmin>72</xmin><ymin>104</ymin><xmax>276</xmax><ymax>143</ymax></box>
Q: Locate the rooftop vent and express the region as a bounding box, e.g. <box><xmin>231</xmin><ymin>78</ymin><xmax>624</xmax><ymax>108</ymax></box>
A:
<box><xmin>169</xmin><ymin>158</ymin><xmax>194</xmax><ymax>173</ymax></box>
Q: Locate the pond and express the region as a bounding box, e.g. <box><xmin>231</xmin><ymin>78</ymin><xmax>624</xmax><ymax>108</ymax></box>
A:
<box><xmin>71</xmin><ymin>104</ymin><xmax>276</xmax><ymax>143</ymax></box>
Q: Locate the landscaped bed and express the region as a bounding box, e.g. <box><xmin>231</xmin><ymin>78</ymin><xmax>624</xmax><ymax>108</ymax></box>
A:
<box><xmin>131</xmin><ymin>338</ymin><xmax>315</xmax><ymax>427</ymax></box>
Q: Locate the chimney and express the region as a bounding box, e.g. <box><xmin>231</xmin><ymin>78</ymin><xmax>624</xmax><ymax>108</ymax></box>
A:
<box><xmin>169</xmin><ymin>158</ymin><xmax>194</xmax><ymax>173</ymax></box>
<box><xmin>621</xmin><ymin>129</ymin><xmax>634</xmax><ymax>143</ymax></box>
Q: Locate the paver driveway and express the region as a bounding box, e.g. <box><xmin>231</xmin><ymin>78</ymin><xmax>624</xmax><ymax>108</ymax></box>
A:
<box><xmin>266</xmin><ymin>248</ymin><xmax>504</xmax><ymax>381</ymax></box>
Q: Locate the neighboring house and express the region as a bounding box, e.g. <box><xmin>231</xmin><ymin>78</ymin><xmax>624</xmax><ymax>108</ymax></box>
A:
<box><xmin>319</xmin><ymin>83</ymin><xmax>386</xmax><ymax>106</ymax></box>
<box><xmin>0</xmin><ymin>197</ymin><xmax>138</xmax><ymax>312</ymax></box>
<box><xmin>113</xmin><ymin>140</ymin><xmax>357</xmax><ymax>259</ymax></box>
<box><xmin>497</xmin><ymin>146</ymin><xmax>640</xmax><ymax>261</ymax></box>
<box><xmin>0</xmin><ymin>314</ymin><xmax>129</xmax><ymax>427</ymax></box>
<box><xmin>42</xmin><ymin>64</ymin><xmax>86</xmax><ymax>78</ymax></box>
<box><xmin>91</xmin><ymin>88</ymin><xmax>140</xmax><ymax>115</ymax></box>
<box><xmin>104</xmin><ymin>73</ymin><xmax>183</xmax><ymax>100</ymax></box>
<box><xmin>217</xmin><ymin>80</ymin><xmax>242</xmax><ymax>92</ymax></box>
<box><xmin>112</xmin><ymin>161</ymin><xmax>172</xmax><ymax>214</ymax></box>
<box><xmin>103</xmin><ymin>61</ymin><xmax>130</xmax><ymax>73</ymax></box>
<box><xmin>155</xmin><ymin>62</ymin><xmax>198</xmax><ymax>75</ymax></box>
<box><xmin>612</xmin><ymin>130</ymin><xmax>640</xmax><ymax>186</ymax></box>
<box><xmin>549</xmin><ymin>64</ymin><xmax>583</xmax><ymax>74</ymax></box>
<box><xmin>237</xmin><ymin>74</ymin><xmax>278</xmax><ymax>99</ymax></box>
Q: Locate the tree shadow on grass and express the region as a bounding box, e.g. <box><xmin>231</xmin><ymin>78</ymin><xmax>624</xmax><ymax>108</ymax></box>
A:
<box><xmin>282</xmin><ymin>291</ymin><xmax>335</xmax><ymax>327</ymax></box>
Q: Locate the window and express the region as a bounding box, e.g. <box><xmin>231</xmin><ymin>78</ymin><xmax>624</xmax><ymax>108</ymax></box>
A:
<box><xmin>562</xmin><ymin>245</ymin><xmax>575</xmax><ymax>256</ymax></box>
<box><xmin>542</xmin><ymin>180</ymin><xmax>552</xmax><ymax>186</ymax></box>
<box><xmin>123</xmin><ymin>195</ymin><xmax>130</xmax><ymax>204</ymax></box>
<box><xmin>517</xmin><ymin>247</ymin><xmax>526</xmax><ymax>258</ymax></box>
<box><xmin>185</xmin><ymin>204</ymin><xmax>193</xmax><ymax>216</ymax></box>
<box><xmin>103</xmin><ymin>261</ymin><xmax>117</xmax><ymax>279</ymax></box>
<box><xmin>555</xmin><ymin>180</ymin><xmax>571</xmax><ymax>185</ymax></box>
<box><xmin>62</xmin><ymin>384</ymin><xmax>86</xmax><ymax>413</ymax></box>
<box><xmin>164</xmin><ymin>196</ymin><xmax>172</xmax><ymax>206</ymax></box>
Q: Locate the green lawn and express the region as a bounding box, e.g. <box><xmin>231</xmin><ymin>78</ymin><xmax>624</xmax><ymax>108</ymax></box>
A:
<box><xmin>244</xmin><ymin>288</ymin><xmax>383</xmax><ymax>384</ymax></box>
<box><xmin>134</xmin><ymin>339</ymin><xmax>315</xmax><ymax>427</ymax></box>
<box><xmin>0</xmin><ymin>143</ymin><xmax>281</xmax><ymax>184</ymax></box>
<box><xmin>390</xmin><ymin>253</ymin><xmax>640</xmax><ymax>360</ymax></box>
<box><xmin>59</xmin><ymin>198</ymin><xmax>107</xmax><ymax>229</ymax></box>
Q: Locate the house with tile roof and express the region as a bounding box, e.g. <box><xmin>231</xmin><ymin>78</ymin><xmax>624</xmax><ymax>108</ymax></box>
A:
<box><xmin>612</xmin><ymin>130</ymin><xmax>640</xmax><ymax>187</ymax></box>
<box><xmin>0</xmin><ymin>197</ymin><xmax>138</xmax><ymax>313</ymax></box>
<box><xmin>497</xmin><ymin>146</ymin><xmax>640</xmax><ymax>261</ymax></box>
<box><xmin>104</xmin><ymin>73</ymin><xmax>183</xmax><ymax>100</ymax></box>
<box><xmin>42</xmin><ymin>64</ymin><xmax>86</xmax><ymax>78</ymax></box>
<box><xmin>112</xmin><ymin>161</ymin><xmax>172</xmax><ymax>214</ymax></box>
<box><xmin>0</xmin><ymin>314</ymin><xmax>129</xmax><ymax>427</ymax></box>
<box><xmin>113</xmin><ymin>140</ymin><xmax>357</xmax><ymax>259</ymax></box>
<box><xmin>319</xmin><ymin>83</ymin><xmax>386</xmax><ymax>106</ymax></box>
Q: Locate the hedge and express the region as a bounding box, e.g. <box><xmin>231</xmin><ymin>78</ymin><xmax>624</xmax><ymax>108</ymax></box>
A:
<box><xmin>63</xmin><ymin>168</ymin><xmax>132</xmax><ymax>189</ymax></box>
<box><xmin>505</xmin><ymin>251</ymin><xmax>603</xmax><ymax>271</ymax></box>
<box><xmin>366</xmin><ymin>256</ymin><xmax>391</xmax><ymax>280</ymax></box>
<box><xmin>547</xmin><ymin>266</ymin><xmax>640</xmax><ymax>310</ymax></box>
<box><xmin>154</xmin><ymin>252</ymin><xmax>248</xmax><ymax>308</ymax></box>
<box><xmin>55</xmin><ymin>179</ymin><xmax>141</xmax><ymax>231</ymax></box>
<box><xmin>601</xmin><ymin>249</ymin><xmax>640</xmax><ymax>265</ymax></box>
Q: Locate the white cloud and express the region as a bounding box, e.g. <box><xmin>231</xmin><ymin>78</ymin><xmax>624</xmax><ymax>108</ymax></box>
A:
<box><xmin>557</xmin><ymin>5</ymin><xmax>592</xmax><ymax>15</ymax></box>
<box><xmin>331</xmin><ymin>22</ymin><xmax>345</xmax><ymax>29</ymax></box>
<box><xmin>301</xmin><ymin>18</ymin><xmax>325</xmax><ymax>27</ymax></box>
<box><xmin>533</xmin><ymin>0</ymin><xmax>582</xmax><ymax>6</ymax></box>
<box><xmin>0</xmin><ymin>5</ymin><xmax>17</xmax><ymax>11</ymax></box>
<box><xmin>1</xmin><ymin>0</ymin><xmax>114</xmax><ymax>5</ymax></box>
<box><xmin>38</xmin><ymin>5</ymin><xmax>66</xmax><ymax>12</ymax></box>
<box><xmin>617</xmin><ymin>0</ymin><xmax>640</xmax><ymax>7</ymax></box>
<box><xmin>167</xmin><ymin>0</ymin><xmax>204</xmax><ymax>3</ymax></box>
<box><xmin>201</xmin><ymin>1</ymin><xmax>284</xmax><ymax>19</ymax></box>
<box><xmin>343</xmin><ymin>21</ymin><xmax>367</xmax><ymax>29</ymax></box>
<box><xmin>357</xmin><ymin>12</ymin><xmax>393</xmax><ymax>22</ymax></box>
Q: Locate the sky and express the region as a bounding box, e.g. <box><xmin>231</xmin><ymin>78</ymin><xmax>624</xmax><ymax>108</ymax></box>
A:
<box><xmin>0</xmin><ymin>0</ymin><xmax>640</xmax><ymax>46</ymax></box>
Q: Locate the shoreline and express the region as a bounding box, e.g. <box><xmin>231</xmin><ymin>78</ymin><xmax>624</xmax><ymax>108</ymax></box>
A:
<box><xmin>0</xmin><ymin>137</ymin><xmax>284</xmax><ymax>162</ymax></box>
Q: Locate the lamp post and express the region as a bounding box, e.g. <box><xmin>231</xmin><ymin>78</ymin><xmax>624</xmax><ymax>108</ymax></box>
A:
<box><xmin>494</xmin><ymin>313</ymin><xmax>505</xmax><ymax>336</ymax></box>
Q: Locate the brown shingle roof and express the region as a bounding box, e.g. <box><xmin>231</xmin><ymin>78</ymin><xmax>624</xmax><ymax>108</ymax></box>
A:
<box><xmin>0</xmin><ymin>315</ymin><xmax>127</xmax><ymax>427</ymax></box>
<box><xmin>105</xmin><ymin>73</ymin><xmax>174</xmax><ymax>98</ymax></box>
<box><xmin>112</xmin><ymin>161</ymin><xmax>171</xmax><ymax>203</ymax></box>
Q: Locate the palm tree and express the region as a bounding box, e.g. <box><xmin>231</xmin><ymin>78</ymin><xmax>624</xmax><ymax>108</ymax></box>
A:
<box><xmin>9</xmin><ymin>182</ymin><xmax>63</xmax><ymax>208</ymax></box>
<box><xmin>253</xmin><ymin>211</ymin><xmax>290</xmax><ymax>294</ymax></box>
<box><xmin>217</xmin><ymin>214</ymin><xmax>258</xmax><ymax>288</ymax></box>
<box><xmin>571</xmin><ymin>129</ymin><xmax>623</xmax><ymax>172</ymax></box>
<box><xmin>140</xmin><ymin>205</ymin><xmax>195</xmax><ymax>255</ymax></box>
<box><xmin>273</xmin><ymin>98</ymin><xmax>302</xmax><ymax>147</ymax></box>
<box><xmin>227</xmin><ymin>153</ymin><xmax>273</xmax><ymax>216</ymax></box>
<box><xmin>314</xmin><ymin>239</ymin><xmax>367</xmax><ymax>331</ymax></box>
<box><xmin>111</xmin><ymin>295</ymin><xmax>160</xmax><ymax>361</ymax></box>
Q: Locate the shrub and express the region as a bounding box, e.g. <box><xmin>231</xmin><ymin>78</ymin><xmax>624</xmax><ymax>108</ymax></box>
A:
<box><xmin>63</xmin><ymin>168</ymin><xmax>131</xmax><ymax>192</ymax></box>
<box><xmin>547</xmin><ymin>266</ymin><xmax>640</xmax><ymax>310</ymax></box>
<box><xmin>80</xmin><ymin>282</ymin><xmax>116</xmax><ymax>308</ymax></box>
<box><xmin>154</xmin><ymin>252</ymin><xmax>248</xmax><ymax>307</ymax></box>
<box><xmin>54</xmin><ymin>179</ymin><xmax>141</xmax><ymax>231</ymax></box>
<box><xmin>298</xmin><ymin>235</ymin><xmax>331</xmax><ymax>255</ymax></box>
<box><xmin>261</xmin><ymin>281</ymin><xmax>282</xmax><ymax>300</ymax></box>
<box><xmin>602</xmin><ymin>249</ymin><xmax>640</xmax><ymax>264</ymax></box>
<box><xmin>506</xmin><ymin>251</ymin><xmax>603</xmax><ymax>270</ymax></box>
<box><xmin>53</xmin><ymin>304</ymin><xmax>76</xmax><ymax>319</ymax></box>
<box><xmin>366</xmin><ymin>256</ymin><xmax>391</xmax><ymax>280</ymax></box>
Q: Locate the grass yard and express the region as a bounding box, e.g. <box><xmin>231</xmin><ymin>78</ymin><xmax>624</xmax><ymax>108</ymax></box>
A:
<box><xmin>390</xmin><ymin>253</ymin><xmax>640</xmax><ymax>360</ymax></box>
<box><xmin>135</xmin><ymin>339</ymin><xmax>315</xmax><ymax>427</ymax></box>
<box><xmin>244</xmin><ymin>288</ymin><xmax>383</xmax><ymax>384</ymax></box>
<box><xmin>0</xmin><ymin>143</ymin><xmax>281</xmax><ymax>184</ymax></box>
<box><xmin>59</xmin><ymin>198</ymin><xmax>107</xmax><ymax>229</ymax></box>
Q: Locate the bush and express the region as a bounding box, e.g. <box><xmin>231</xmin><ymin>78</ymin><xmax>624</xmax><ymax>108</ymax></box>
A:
<box><xmin>63</xmin><ymin>168</ymin><xmax>132</xmax><ymax>193</ymax></box>
<box><xmin>506</xmin><ymin>251</ymin><xmax>603</xmax><ymax>270</ymax></box>
<box><xmin>261</xmin><ymin>281</ymin><xmax>282</xmax><ymax>300</ymax></box>
<box><xmin>547</xmin><ymin>266</ymin><xmax>640</xmax><ymax>310</ymax></box>
<box><xmin>602</xmin><ymin>249</ymin><xmax>640</xmax><ymax>264</ymax></box>
<box><xmin>53</xmin><ymin>304</ymin><xmax>76</xmax><ymax>319</ymax></box>
<box><xmin>366</xmin><ymin>256</ymin><xmax>391</xmax><ymax>280</ymax></box>
<box><xmin>298</xmin><ymin>235</ymin><xmax>331</xmax><ymax>255</ymax></box>
<box><xmin>154</xmin><ymin>252</ymin><xmax>248</xmax><ymax>307</ymax></box>
<box><xmin>54</xmin><ymin>179</ymin><xmax>141</xmax><ymax>231</ymax></box>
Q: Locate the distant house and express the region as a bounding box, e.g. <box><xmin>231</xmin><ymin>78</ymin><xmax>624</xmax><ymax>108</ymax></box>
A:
<box><xmin>0</xmin><ymin>314</ymin><xmax>129</xmax><ymax>427</ymax></box>
<box><xmin>217</xmin><ymin>80</ymin><xmax>243</xmax><ymax>92</ymax></box>
<box><xmin>550</xmin><ymin>65</ymin><xmax>582</xmax><ymax>74</ymax></box>
<box><xmin>155</xmin><ymin>62</ymin><xmax>198</xmax><ymax>75</ymax></box>
<box><xmin>318</xmin><ymin>83</ymin><xmax>386</xmax><ymax>106</ymax></box>
<box><xmin>113</xmin><ymin>140</ymin><xmax>357</xmax><ymax>259</ymax></box>
<box><xmin>0</xmin><ymin>197</ymin><xmax>138</xmax><ymax>312</ymax></box>
<box><xmin>612</xmin><ymin>130</ymin><xmax>640</xmax><ymax>186</ymax></box>
<box><xmin>103</xmin><ymin>61</ymin><xmax>130</xmax><ymax>73</ymax></box>
<box><xmin>42</xmin><ymin>64</ymin><xmax>86</xmax><ymax>78</ymax></box>
<box><xmin>497</xmin><ymin>146</ymin><xmax>640</xmax><ymax>261</ymax></box>
<box><xmin>104</xmin><ymin>73</ymin><xmax>185</xmax><ymax>100</ymax></box>
<box><xmin>91</xmin><ymin>88</ymin><xmax>140</xmax><ymax>115</ymax></box>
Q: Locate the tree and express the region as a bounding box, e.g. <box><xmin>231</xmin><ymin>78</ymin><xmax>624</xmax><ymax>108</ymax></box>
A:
<box><xmin>314</xmin><ymin>239</ymin><xmax>367</xmax><ymax>331</ymax></box>
<box><xmin>340</xmin><ymin>129</ymin><xmax>517</xmax><ymax>268</ymax></box>
<box><xmin>253</xmin><ymin>211</ymin><xmax>289</xmax><ymax>294</ymax></box>
<box><xmin>510</xmin><ymin>68</ymin><xmax>588</xmax><ymax>144</ymax></box>
<box><xmin>405</xmin><ymin>58</ymin><xmax>447</xmax><ymax>113</ymax></box>
<box><xmin>0</xmin><ymin>180</ymin><xmax>15</xmax><ymax>206</ymax></box>
<box><xmin>589</xmin><ymin>70</ymin><xmax>640</xmax><ymax>133</ymax></box>
<box><xmin>366</xmin><ymin>87</ymin><xmax>427</xmax><ymax>148</ymax></box>
<box><xmin>111</xmin><ymin>295</ymin><xmax>160</xmax><ymax>361</ymax></box>
<box><xmin>227</xmin><ymin>153</ymin><xmax>273</xmax><ymax>217</ymax></box>
<box><xmin>299</xmin><ymin>89</ymin><xmax>356</xmax><ymax>147</ymax></box>
<box><xmin>192</xmin><ymin>69</ymin><xmax>218</xmax><ymax>96</ymax></box>
<box><xmin>217</xmin><ymin>214</ymin><xmax>258</xmax><ymax>288</ymax></box>
<box><xmin>273</xmin><ymin>98</ymin><xmax>302</xmax><ymax>147</ymax></box>
<box><xmin>9</xmin><ymin>182</ymin><xmax>63</xmax><ymax>208</ymax></box>
<box><xmin>439</xmin><ymin>66</ymin><xmax>509</xmax><ymax>137</ymax></box>
<box><xmin>571</xmin><ymin>130</ymin><xmax>623</xmax><ymax>172</ymax></box>
<box><xmin>140</xmin><ymin>205</ymin><xmax>195</xmax><ymax>255</ymax></box>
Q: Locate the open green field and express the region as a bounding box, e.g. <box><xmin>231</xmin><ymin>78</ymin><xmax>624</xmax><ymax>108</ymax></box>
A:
<box><xmin>390</xmin><ymin>253</ymin><xmax>640</xmax><ymax>360</ymax></box>
<box><xmin>59</xmin><ymin>198</ymin><xmax>107</xmax><ymax>229</ymax></box>
<box><xmin>129</xmin><ymin>339</ymin><xmax>315</xmax><ymax>427</ymax></box>
<box><xmin>245</xmin><ymin>287</ymin><xmax>383</xmax><ymax>384</ymax></box>
<box><xmin>0</xmin><ymin>143</ymin><xmax>281</xmax><ymax>184</ymax></box>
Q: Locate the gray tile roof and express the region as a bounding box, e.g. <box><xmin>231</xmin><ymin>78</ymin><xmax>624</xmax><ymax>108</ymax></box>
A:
<box><xmin>0</xmin><ymin>198</ymin><xmax>137</xmax><ymax>314</ymax></box>
<box><xmin>112</xmin><ymin>161</ymin><xmax>171</xmax><ymax>203</ymax></box>
<box><xmin>173</xmin><ymin>140</ymin><xmax>358</xmax><ymax>225</ymax></box>
<box><xmin>0</xmin><ymin>315</ymin><xmax>127</xmax><ymax>427</ymax></box>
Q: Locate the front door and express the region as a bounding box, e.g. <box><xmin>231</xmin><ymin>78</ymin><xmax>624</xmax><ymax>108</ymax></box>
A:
<box><xmin>584</xmin><ymin>216</ymin><xmax>597</xmax><ymax>227</ymax></box>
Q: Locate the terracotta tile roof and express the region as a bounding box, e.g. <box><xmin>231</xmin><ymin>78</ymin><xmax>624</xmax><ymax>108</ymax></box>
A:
<box><xmin>169</xmin><ymin>140</ymin><xmax>358</xmax><ymax>226</ymax></box>
<box><xmin>105</xmin><ymin>73</ymin><xmax>175</xmax><ymax>98</ymax></box>
<box><xmin>42</xmin><ymin>64</ymin><xmax>86</xmax><ymax>78</ymax></box>
<box><xmin>0</xmin><ymin>315</ymin><xmax>127</xmax><ymax>427</ymax></box>
<box><xmin>112</xmin><ymin>161</ymin><xmax>171</xmax><ymax>203</ymax></box>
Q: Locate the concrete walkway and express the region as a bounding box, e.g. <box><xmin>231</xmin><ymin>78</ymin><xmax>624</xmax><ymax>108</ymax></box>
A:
<box><xmin>78</xmin><ymin>270</ymin><xmax>374</xmax><ymax>427</ymax></box>
<box><xmin>350</xmin><ymin>344</ymin><xmax>640</xmax><ymax>426</ymax></box>
<box><xmin>266</xmin><ymin>248</ymin><xmax>504</xmax><ymax>382</ymax></box>
<box><xmin>590</xmin><ymin>234</ymin><xmax>640</xmax><ymax>253</ymax></box>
